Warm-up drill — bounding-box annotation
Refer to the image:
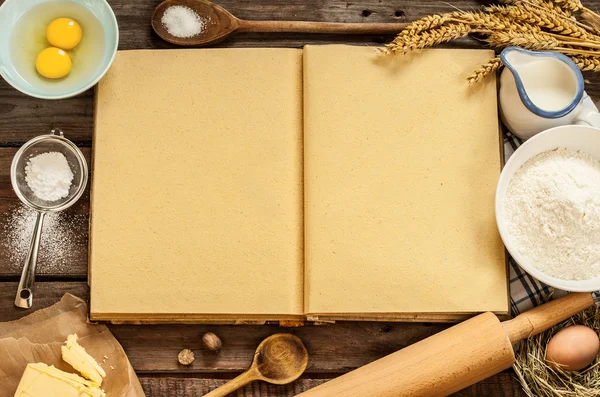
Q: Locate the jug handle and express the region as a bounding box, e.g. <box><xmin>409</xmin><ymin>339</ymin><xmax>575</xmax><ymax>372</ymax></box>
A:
<box><xmin>574</xmin><ymin>108</ymin><xmax>600</xmax><ymax>128</ymax></box>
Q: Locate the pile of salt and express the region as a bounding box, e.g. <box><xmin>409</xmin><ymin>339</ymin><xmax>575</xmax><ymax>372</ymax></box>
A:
<box><xmin>161</xmin><ymin>6</ymin><xmax>207</xmax><ymax>38</ymax></box>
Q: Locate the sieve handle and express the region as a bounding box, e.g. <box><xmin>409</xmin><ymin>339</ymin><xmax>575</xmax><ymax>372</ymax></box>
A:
<box><xmin>15</xmin><ymin>211</ymin><xmax>46</xmax><ymax>309</ymax></box>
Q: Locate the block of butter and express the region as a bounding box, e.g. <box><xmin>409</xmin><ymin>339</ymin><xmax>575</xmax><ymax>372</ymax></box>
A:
<box><xmin>61</xmin><ymin>334</ymin><xmax>106</xmax><ymax>384</ymax></box>
<box><xmin>13</xmin><ymin>363</ymin><xmax>106</xmax><ymax>397</ymax></box>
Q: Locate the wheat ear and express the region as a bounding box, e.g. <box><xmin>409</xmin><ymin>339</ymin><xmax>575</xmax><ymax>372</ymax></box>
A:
<box><xmin>533</xmin><ymin>0</ymin><xmax>574</xmax><ymax>16</ymax></box>
<box><xmin>554</xmin><ymin>0</ymin><xmax>583</xmax><ymax>12</ymax></box>
<box><xmin>486</xmin><ymin>4</ymin><xmax>589</xmax><ymax>38</ymax></box>
<box><xmin>396</xmin><ymin>14</ymin><xmax>448</xmax><ymax>37</ymax></box>
<box><xmin>467</xmin><ymin>57</ymin><xmax>503</xmax><ymax>85</ymax></box>
<box><xmin>383</xmin><ymin>23</ymin><xmax>472</xmax><ymax>54</ymax></box>
<box><xmin>500</xmin><ymin>0</ymin><xmax>573</xmax><ymax>16</ymax></box>
<box><xmin>487</xmin><ymin>30</ymin><xmax>561</xmax><ymax>49</ymax></box>
<box><xmin>570</xmin><ymin>54</ymin><xmax>600</xmax><ymax>70</ymax></box>
<box><xmin>381</xmin><ymin>13</ymin><xmax>451</xmax><ymax>55</ymax></box>
<box><xmin>450</xmin><ymin>10</ymin><xmax>534</xmax><ymax>32</ymax></box>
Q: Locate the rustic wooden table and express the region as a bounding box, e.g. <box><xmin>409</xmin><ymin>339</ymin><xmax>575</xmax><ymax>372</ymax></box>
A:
<box><xmin>2</xmin><ymin>0</ymin><xmax>599</xmax><ymax>395</ymax></box>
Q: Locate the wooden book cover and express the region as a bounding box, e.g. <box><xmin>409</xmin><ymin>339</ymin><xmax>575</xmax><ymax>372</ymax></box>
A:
<box><xmin>90</xmin><ymin>46</ymin><xmax>508</xmax><ymax>323</ymax></box>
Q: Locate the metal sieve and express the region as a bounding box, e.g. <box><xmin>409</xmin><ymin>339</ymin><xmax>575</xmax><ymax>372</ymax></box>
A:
<box><xmin>10</xmin><ymin>128</ymin><xmax>88</xmax><ymax>309</ymax></box>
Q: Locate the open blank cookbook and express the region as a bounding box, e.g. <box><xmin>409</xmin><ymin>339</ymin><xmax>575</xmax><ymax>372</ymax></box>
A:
<box><xmin>89</xmin><ymin>45</ymin><xmax>508</xmax><ymax>323</ymax></box>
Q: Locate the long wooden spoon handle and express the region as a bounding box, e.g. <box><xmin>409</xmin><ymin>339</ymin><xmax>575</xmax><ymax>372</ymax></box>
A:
<box><xmin>203</xmin><ymin>369</ymin><xmax>259</xmax><ymax>397</ymax></box>
<box><xmin>502</xmin><ymin>292</ymin><xmax>594</xmax><ymax>344</ymax></box>
<box><xmin>237</xmin><ymin>19</ymin><xmax>408</xmax><ymax>34</ymax></box>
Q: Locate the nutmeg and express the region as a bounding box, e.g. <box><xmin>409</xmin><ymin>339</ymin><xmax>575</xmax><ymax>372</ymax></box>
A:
<box><xmin>178</xmin><ymin>349</ymin><xmax>195</xmax><ymax>365</ymax></box>
<box><xmin>202</xmin><ymin>332</ymin><xmax>222</xmax><ymax>352</ymax></box>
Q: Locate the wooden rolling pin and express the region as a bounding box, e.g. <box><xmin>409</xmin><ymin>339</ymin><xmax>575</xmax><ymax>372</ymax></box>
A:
<box><xmin>297</xmin><ymin>292</ymin><xmax>595</xmax><ymax>397</ymax></box>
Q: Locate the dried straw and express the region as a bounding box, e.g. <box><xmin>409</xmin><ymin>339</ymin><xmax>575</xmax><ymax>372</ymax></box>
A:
<box><xmin>514</xmin><ymin>306</ymin><xmax>600</xmax><ymax>397</ymax></box>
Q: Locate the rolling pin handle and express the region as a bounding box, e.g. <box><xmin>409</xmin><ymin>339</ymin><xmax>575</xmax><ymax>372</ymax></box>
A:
<box><xmin>502</xmin><ymin>292</ymin><xmax>594</xmax><ymax>344</ymax></box>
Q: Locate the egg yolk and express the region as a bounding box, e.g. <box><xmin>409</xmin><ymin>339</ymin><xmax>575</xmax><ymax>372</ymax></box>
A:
<box><xmin>36</xmin><ymin>47</ymin><xmax>72</xmax><ymax>79</ymax></box>
<box><xmin>46</xmin><ymin>18</ymin><xmax>82</xmax><ymax>50</ymax></box>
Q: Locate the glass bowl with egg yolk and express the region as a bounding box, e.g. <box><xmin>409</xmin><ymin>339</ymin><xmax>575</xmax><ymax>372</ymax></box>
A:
<box><xmin>0</xmin><ymin>0</ymin><xmax>118</xmax><ymax>99</ymax></box>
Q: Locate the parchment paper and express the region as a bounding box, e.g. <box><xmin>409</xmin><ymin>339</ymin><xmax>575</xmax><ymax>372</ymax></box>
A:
<box><xmin>0</xmin><ymin>293</ymin><xmax>145</xmax><ymax>396</ymax></box>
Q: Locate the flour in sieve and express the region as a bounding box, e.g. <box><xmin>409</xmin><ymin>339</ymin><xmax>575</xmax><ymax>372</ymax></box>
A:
<box><xmin>25</xmin><ymin>152</ymin><xmax>74</xmax><ymax>201</ymax></box>
<box><xmin>1</xmin><ymin>204</ymin><xmax>87</xmax><ymax>274</ymax></box>
<box><xmin>504</xmin><ymin>148</ymin><xmax>600</xmax><ymax>280</ymax></box>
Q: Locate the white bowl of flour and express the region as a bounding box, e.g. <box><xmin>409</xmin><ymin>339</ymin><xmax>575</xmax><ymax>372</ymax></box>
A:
<box><xmin>496</xmin><ymin>124</ymin><xmax>600</xmax><ymax>291</ymax></box>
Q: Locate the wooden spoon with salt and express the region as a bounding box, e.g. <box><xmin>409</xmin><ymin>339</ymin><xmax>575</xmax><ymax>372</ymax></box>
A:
<box><xmin>202</xmin><ymin>334</ymin><xmax>309</xmax><ymax>397</ymax></box>
<box><xmin>152</xmin><ymin>0</ymin><xmax>408</xmax><ymax>46</ymax></box>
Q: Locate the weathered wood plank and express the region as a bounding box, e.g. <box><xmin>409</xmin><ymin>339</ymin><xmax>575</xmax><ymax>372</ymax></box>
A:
<box><xmin>0</xmin><ymin>148</ymin><xmax>90</xmax><ymax>278</ymax></box>
<box><xmin>137</xmin><ymin>373</ymin><xmax>527</xmax><ymax>396</ymax></box>
<box><xmin>2</xmin><ymin>1</ymin><xmax>597</xmax><ymax>395</ymax></box>
<box><xmin>0</xmin><ymin>281</ymin><xmax>526</xmax><ymax>395</ymax></box>
<box><xmin>138</xmin><ymin>377</ymin><xmax>327</xmax><ymax>397</ymax></box>
<box><xmin>0</xmin><ymin>85</ymin><xmax>95</xmax><ymax>146</ymax></box>
<box><xmin>0</xmin><ymin>281</ymin><xmax>451</xmax><ymax>373</ymax></box>
<box><xmin>8</xmin><ymin>0</ymin><xmax>600</xmax><ymax>144</ymax></box>
<box><xmin>0</xmin><ymin>282</ymin><xmax>88</xmax><ymax>316</ymax></box>
<box><xmin>0</xmin><ymin>0</ymin><xmax>481</xmax><ymax>145</ymax></box>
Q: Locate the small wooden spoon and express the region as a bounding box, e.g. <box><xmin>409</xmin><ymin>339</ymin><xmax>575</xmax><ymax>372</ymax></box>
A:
<box><xmin>203</xmin><ymin>333</ymin><xmax>309</xmax><ymax>397</ymax></box>
<box><xmin>152</xmin><ymin>0</ymin><xmax>408</xmax><ymax>46</ymax></box>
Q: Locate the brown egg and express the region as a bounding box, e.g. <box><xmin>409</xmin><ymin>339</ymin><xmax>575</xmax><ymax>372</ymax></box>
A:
<box><xmin>545</xmin><ymin>325</ymin><xmax>600</xmax><ymax>371</ymax></box>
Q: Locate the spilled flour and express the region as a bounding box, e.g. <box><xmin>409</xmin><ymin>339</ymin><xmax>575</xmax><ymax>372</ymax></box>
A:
<box><xmin>1</xmin><ymin>204</ymin><xmax>87</xmax><ymax>274</ymax></box>
<box><xmin>504</xmin><ymin>148</ymin><xmax>600</xmax><ymax>280</ymax></box>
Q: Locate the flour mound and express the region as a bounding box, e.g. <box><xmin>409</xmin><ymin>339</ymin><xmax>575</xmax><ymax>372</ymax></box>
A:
<box><xmin>25</xmin><ymin>152</ymin><xmax>74</xmax><ymax>201</ymax></box>
<box><xmin>505</xmin><ymin>148</ymin><xmax>600</xmax><ymax>281</ymax></box>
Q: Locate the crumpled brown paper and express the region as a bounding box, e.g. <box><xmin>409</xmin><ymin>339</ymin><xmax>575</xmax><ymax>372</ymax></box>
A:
<box><xmin>0</xmin><ymin>293</ymin><xmax>145</xmax><ymax>396</ymax></box>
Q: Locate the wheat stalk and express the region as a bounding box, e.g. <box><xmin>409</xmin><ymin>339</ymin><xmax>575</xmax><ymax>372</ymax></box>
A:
<box><xmin>558</xmin><ymin>46</ymin><xmax>600</xmax><ymax>55</ymax></box>
<box><xmin>467</xmin><ymin>57</ymin><xmax>504</xmax><ymax>84</ymax></box>
<box><xmin>383</xmin><ymin>0</ymin><xmax>600</xmax><ymax>83</ymax></box>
